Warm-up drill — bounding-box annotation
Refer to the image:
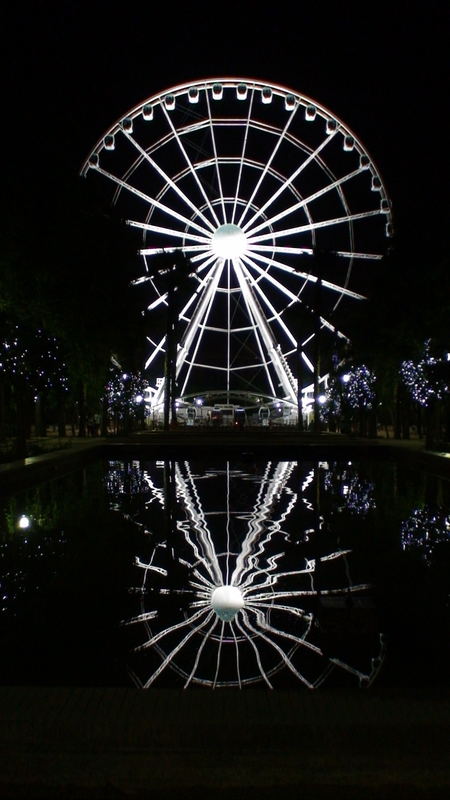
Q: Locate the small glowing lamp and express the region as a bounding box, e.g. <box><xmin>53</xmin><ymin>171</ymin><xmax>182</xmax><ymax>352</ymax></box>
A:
<box><xmin>318</xmin><ymin>394</ymin><xmax>327</xmax><ymax>405</ymax></box>
<box><xmin>18</xmin><ymin>515</ymin><xmax>31</xmax><ymax>530</ymax></box>
<box><xmin>342</xmin><ymin>373</ymin><xmax>351</xmax><ymax>383</ymax></box>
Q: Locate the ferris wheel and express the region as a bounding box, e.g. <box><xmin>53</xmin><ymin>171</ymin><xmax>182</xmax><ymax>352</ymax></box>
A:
<box><xmin>82</xmin><ymin>78</ymin><xmax>392</xmax><ymax>409</ymax></box>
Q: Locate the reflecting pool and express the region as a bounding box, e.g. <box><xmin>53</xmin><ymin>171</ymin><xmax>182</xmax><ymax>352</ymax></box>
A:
<box><xmin>1</xmin><ymin>456</ymin><xmax>449</xmax><ymax>689</ymax></box>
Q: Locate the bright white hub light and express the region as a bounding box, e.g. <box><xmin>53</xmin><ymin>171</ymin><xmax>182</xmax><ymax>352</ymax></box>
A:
<box><xmin>211</xmin><ymin>585</ymin><xmax>244</xmax><ymax>621</ymax></box>
<box><xmin>212</xmin><ymin>224</ymin><xmax>248</xmax><ymax>259</ymax></box>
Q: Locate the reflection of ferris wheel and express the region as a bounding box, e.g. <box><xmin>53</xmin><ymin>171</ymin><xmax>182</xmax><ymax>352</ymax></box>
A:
<box><xmin>111</xmin><ymin>460</ymin><xmax>385</xmax><ymax>689</ymax></box>
<box><xmin>82</xmin><ymin>78</ymin><xmax>392</xmax><ymax>406</ymax></box>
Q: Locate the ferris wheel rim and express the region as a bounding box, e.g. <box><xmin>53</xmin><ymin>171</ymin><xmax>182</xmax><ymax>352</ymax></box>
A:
<box><xmin>83</xmin><ymin>77</ymin><xmax>392</xmax><ymax>408</ymax></box>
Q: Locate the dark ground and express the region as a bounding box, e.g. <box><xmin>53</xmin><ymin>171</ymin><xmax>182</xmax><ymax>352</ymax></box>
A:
<box><xmin>0</xmin><ymin>685</ymin><xmax>449</xmax><ymax>799</ymax></box>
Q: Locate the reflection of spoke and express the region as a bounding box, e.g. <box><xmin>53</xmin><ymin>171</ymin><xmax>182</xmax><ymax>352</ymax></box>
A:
<box><xmin>241</xmin><ymin>131</ymin><xmax>336</xmax><ymax>232</ymax></box>
<box><xmin>246</xmin><ymin>209</ymin><xmax>382</xmax><ymax>245</ymax></box>
<box><xmin>122</xmin><ymin>130</ymin><xmax>216</xmax><ymax>231</ymax></box>
<box><xmin>235</xmin><ymin>616</ymin><xmax>273</xmax><ymax>689</ymax></box>
<box><xmin>238</xmin><ymin>103</ymin><xmax>301</xmax><ymax>228</ymax></box>
<box><xmin>135</xmin><ymin>606</ymin><xmax>209</xmax><ymax>652</ymax></box>
<box><xmin>242</xmin><ymin>610</ymin><xmax>314</xmax><ymax>688</ymax></box>
<box><xmin>143</xmin><ymin>609</ymin><xmax>214</xmax><ymax>688</ymax></box>
<box><xmin>213</xmin><ymin>620</ymin><xmax>226</xmax><ymax>688</ymax></box>
<box><xmin>184</xmin><ymin>615</ymin><xmax>219</xmax><ymax>689</ymax></box>
<box><xmin>249</xmin><ymin>583</ymin><xmax>370</xmax><ymax>602</ymax></box>
<box><xmin>229</xmin><ymin>620</ymin><xmax>242</xmax><ymax>689</ymax></box>
<box><xmin>328</xmin><ymin>656</ymin><xmax>372</xmax><ymax>683</ymax></box>
<box><xmin>247</xmin><ymin>606</ymin><xmax>322</xmax><ymax>656</ymax></box>
<box><xmin>93</xmin><ymin>166</ymin><xmax>212</xmax><ymax>237</ymax></box>
<box><xmin>162</xmin><ymin>105</ymin><xmax>221</xmax><ymax>226</ymax></box>
<box><xmin>245</xmin><ymin>251</ymin><xmax>365</xmax><ymax>300</ymax></box>
<box><xmin>247</xmin><ymin>166</ymin><xmax>364</xmax><ymax>238</ymax></box>
<box><xmin>127</xmin><ymin>219</ymin><xmax>211</xmax><ymax>245</ymax></box>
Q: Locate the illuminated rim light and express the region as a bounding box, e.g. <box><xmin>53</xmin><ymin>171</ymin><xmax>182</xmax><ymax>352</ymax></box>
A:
<box><xmin>83</xmin><ymin>78</ymin><xmax>392</xmax><ymax>409</ymax></box>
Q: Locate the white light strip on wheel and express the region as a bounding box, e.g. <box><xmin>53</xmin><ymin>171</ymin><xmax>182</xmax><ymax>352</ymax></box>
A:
<box><xmin>237</xmin><ymin>103</ymin><xmax>301</xmax><ymax>228</ymax></box>
<box><xmin>241</xmin><ymin>253</ymin><xmax>348</xmax><ymax>341</ymax></box>
<box><xmin>233</xmin><ymin>258</ymin><xmax>297</xmax><ymax>402</ymax></box>
<box><xmin>232</xmin><ymin>88</ymin><xmax>255</xmax><ymax>224</ymax></box>
<box><xmin>246</xmin><ymin>166</ymin><xmax>365</xmax><ymax>238</ymax></box>
<box><xmin>121</xmin><ymin>130</ymin><xmax>216</xmax><ymax>232</ymax></box>
<box><xmin>240</xmin><ymin>130</ymin><xmax>337</xmax><ymax>232</ymax></box>
<box><xmin>161</xmin><ymin>104</ymin><xmax>222</xmax><ymax>227</ymax></box>
<box><xmin>246</xmin><ymin>209</ymin><xmax>382</xmax><ymax>245</ymax></box>
<box><xmin>127</xmin><ymin>220</ymin><xmax>211</xmax><ymax>245</ymax></box>
<box><xmin>94</xmin><ymin>165</ymin><xmax>212</xmax><ymax>238</ymax></box>
<box><xmin>246</xmin><ymin>250</ymin><xmax>366</xmax><ymax>300</ymax></box>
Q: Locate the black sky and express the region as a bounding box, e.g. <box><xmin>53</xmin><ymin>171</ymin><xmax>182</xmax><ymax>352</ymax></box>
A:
<box><xmin>4</xmin><ymin>0</ymin><xmax>449</xmax><ymax>263</ymax></box>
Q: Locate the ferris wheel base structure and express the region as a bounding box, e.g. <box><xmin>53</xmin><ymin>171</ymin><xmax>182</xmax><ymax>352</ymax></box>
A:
<box><xmin>82</xmin><ymin>79</ymin><xmax>392</xmax><ymax>415</ymax></box>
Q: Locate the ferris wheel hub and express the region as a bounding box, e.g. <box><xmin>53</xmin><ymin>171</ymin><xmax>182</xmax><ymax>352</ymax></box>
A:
<box><xmin>212</xmin><ymin>224</ymin><xmax>248</xmax><ymax>259</ymax></box>
<box><xmin>211</xmin><ymin>584</ymin><xmax>245</xmax><ymax>621</ymax></box>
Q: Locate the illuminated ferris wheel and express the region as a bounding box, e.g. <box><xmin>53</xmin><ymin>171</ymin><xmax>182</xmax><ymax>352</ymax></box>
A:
<box><xmin>82</xmin><ymin>78</ymin><xmax>392</xmax><ymax>409</ymax></box>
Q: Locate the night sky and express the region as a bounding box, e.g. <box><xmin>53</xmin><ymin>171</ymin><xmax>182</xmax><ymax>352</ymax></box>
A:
<box><xmin>4</xmin><ymin>1</ymin><xmax>449</xmax><ymax>266</ymax></box>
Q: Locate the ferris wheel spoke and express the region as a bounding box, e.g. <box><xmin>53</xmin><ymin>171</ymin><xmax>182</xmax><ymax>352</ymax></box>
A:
<box><xmin>145</xmin><ymin>334</ymin><xmax>166</xmax><ymax>369</ymax></box>
<box><xmin>249</xmin><ymin>245</ymin><xmax>313</xmax><ymax>256</ymax></box>
<box><xmin>139</xmin><ymin>244</ymin><xmax>211</xmax><ymax>256</ymax></box>
<box><xmin>233</xmin><ymin>258</ymin><xmax>294</xmax><ymax>400</ymax></box>
<box><xmin>178</xmin><ymin>266</ymin><xmax>224</xmax><ymax>396</ymax></box>
<box><xmin>92</xmin><ymin>165</ymin><xmax>212</xmax><ymax>238</ymax></box>
<box><xmin>232</xmin><ymin>88</ymin><xmax>255</xmax><ymax>224</ymax></box>
<box><xmin>246</xmin><ymin>166</ymin><xmax>364</xmax><ymax>238</ymax></box>
<box><xmin>161</xmin><ymin>105</ymin><xmax>221</xmax><ymax>227</ymax></box>
<box><xmin>205</xmin><ymin>90</ymin><xmax>227</xmax><ymax>223</ymax></box>
<box><xmin>246</xmin><ymin>250</ymin><xmax>366</xmax><ymax>300</ymax></box>
<box><xmin>121</xmin><ymin>129</ymin><xmax>216</xmax><ymax>232</ymax></box>
<box><xmin>241</xmin><ymin>130</ymin><xmax>337</xmax><ymax>233</ymax></box>
<box><xmin>127</xmin><ymin>219</ymin><xmax>211</xmax><ymax>245</ymax></box>
<box><xmin>241</xmin><ymin>255</ymin><xmax>348</xmax><ymax>341</ymax></box>
<box><xmin>237</xmin><ymin>103</ymin><xmax>301</xmax><ymax>228</ymax></box>
<box><xmin>246</xmin><ymin>208</ymin><xmax>383</xmax><ymax>245</ymax></box>
<box><xmin>238</xmin><ymin>259</ymin><xmax>297</xmax><ymax>347</ymax></box>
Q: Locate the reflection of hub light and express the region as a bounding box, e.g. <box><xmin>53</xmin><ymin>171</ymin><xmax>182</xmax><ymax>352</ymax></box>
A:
<box><xmin>211</xmin><ymin>585</ymin><xmax>244</xmax><ymax>621</ymax></box>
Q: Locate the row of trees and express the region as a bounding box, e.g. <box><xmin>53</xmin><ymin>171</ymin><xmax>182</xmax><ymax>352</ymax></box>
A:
<box><xmin>0</xmin><ymin>166</ymin><xmax>148</xmax><ymax>457</ymax></box>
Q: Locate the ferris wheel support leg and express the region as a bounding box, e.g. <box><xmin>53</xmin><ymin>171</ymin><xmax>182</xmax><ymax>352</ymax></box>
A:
<box><xmin>233</xmin><ymin>259</ymin><xmax>297</xmax><ymax>405</ymax></box>
<box><xmin>313</xmin><ymin>279</ymin><xmax>322</xmax><ymax>434</ymax></box>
